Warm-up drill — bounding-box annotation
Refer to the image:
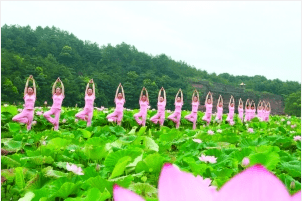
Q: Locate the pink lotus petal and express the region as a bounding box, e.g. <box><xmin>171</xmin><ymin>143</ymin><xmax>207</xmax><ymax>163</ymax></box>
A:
<box><xmin>36</xmin><ymin>111</ymin><xmax>43</xmax><ymax>116</ymax></box>
<box><xmin>287</xmin><ymin>121</ymin><xmax>291</xmax><ymax>125</ymax></box>
<box><xmin>293</xmin><ymin>136</ymin><xmax>301</xmax><ymax>141</ymax></box>
<box><xmin>158</xmin><ymin>163</ymin><xmax>215</xmax><ymax>201</ymax></box>
<box><xmin>113</xmin><ymin>184</ymin><xmax>145</xmax><ymax>201</ymax></box>
<box><xmin>193</xmin><ymin>139</ymin><xmax>202</xmax><ymax>143</ymax></box>
<box><xmin>217</xmin><ymin>129</ymin><xmax>222</xmax><ymax>133</ymax></box>
<box><xmin>62</xmin><ymin>119</ymin><xmax>67</xmax><ymax>123</ymax></box>
<box><xmin>75</xmin><ymin>167</ymin><xmax>84</xmax><ymax>175</ymax></box>
<box><xmin>199</xmin><ymin>154</ymin><xmax>208</xmax><ymax>162</ymax></box>
<box><xmin>241</xmin><ymin>157</ymin><xmax>250</xmax><ymax>167</ymax></box>
<box><xmin>206</xmin><ymin>156</ymin><xmax>217</xmax><ymax>164</ymax></box>
<box><xmin>66</xmin><ymin>163</ymin><xmax>72</xmax><ymax>171</ymax></box>
<box><xmin>215</xmin><ymin>165</ymin><xmax>291</xmax><ymax>201</ymax></box>
<box><xmin>248</xmin><ymin>128</ymin><xmax>254</xmax><ymax>133</ymax></box>
<box><xmin>292</xmin><ymin>191</ymin><xmax>301</xmax><ymax>201</ymax></box>
<box><xmin>208</xmin><ymin>130</ymin><xmax>214</xmax><ymax>135</ymax></box>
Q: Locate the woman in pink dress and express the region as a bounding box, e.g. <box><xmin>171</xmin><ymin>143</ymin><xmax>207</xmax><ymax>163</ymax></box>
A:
<box><xmin>244</xmin><ymin>99</ymin><xmax>251</xmax><ymax>122</ymax></box>
<box><xmin>250</xmin><ymin>101</ymin><xmax>256</xmax><ymax>120</ymax></box>
<box><xmin>44</xmin><ymin>77</ymin><xmax>65</xmax><ymax>131</ymax></box>
<box><xmin>107</xmin><ymin>83</ymin><xmax>125</xmax><ymax>126</ymax></box>
<box><xmin>150</xmin><ymin>87</ymin><xmax>166</xmax><ymax>127</ymax></box>
<box><xmin>257</xmin><ymin>100</ymin><xmax>263</xmax><ymax>120</ymax></box>
<box><xmin>261</xmin><ymin>101</ymin><xmax>266</xmax><ymax>121</ymax></box>
<box><xmin>134</xmin><ymin>87</ymin><xmax>149</xmax><ymax>126</ymax></box>
<box><xmin>238</xmin><ymin>98</ymin><xmax>244</xmax><ymax>122</ymax></box>
<box><xmin>75</xmin><ymin>79</ymin><xmax>95</xmax><ymax>127</ymax></box>
<box><xmin>185</xmin><ymin>89</ymin><xmax>199</xmax><ymax>130</ymax></box>
<box><xmin>202</xmin><ymin>91</ymin><xmax>213</xmax><ymax>125</ymax></box>
<box><xmin>168</xmin><ymin>89</ymin><xmax>183</xmax><ymax>129</ymax></box>
<box><xmin>226</xmin><ymin>95</ymin><xmax>235</xmax><ymax>125</ymax></box>
<box><xmin>215</xmin><ymin>95</ymin><xmax>223</xmax><ymax>123</ymax></box>
<box><xmin>263</xmin><ymin>102</ymin><xmax>271</xmax><ymax>122</ymax></box>
<box><xmin>12</xmin><ymin>75</ymin><xmax>36</xmax><ymax>131</ymax></box>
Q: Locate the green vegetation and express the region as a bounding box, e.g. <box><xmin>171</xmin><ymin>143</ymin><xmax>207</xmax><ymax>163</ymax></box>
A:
<box><xmin>1</xmin><ymin>105</ymin><xmax>301</xmax><ymax>200</ymax></box>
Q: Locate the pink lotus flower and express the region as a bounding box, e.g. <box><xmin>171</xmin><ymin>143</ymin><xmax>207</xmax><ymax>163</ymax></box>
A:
<box><xmin>75</xmin><ymin>119</ymin><xmax>78</xmax><ymax>123</ymax></box>
<box><xmin>108</xmin><ymin>119</ymin><xmax>114</xmax><ymax>122</ymax></box>
<box><xmin>44</xmin><ymin>101</ymin><xmax>47</xmax><ymax>105</ymax></box>
<box><xmin>113</xmin><ymin>163</ymin><xmax>216</xmax><ymax>201</ymax></box>
<box><xmin>167</xmin><ymin>110</ymin><xmax>172</xmax><ymax>113</ymax></box>
<box><xmin>248</xmin><ymin>128</ymin><xmax>254</xmax><ymax>133</ymax></box>
<box><xmin>62</xmin><ymin>119</ymin><xmax>67</xmax><ymax>123</ymax></box>
<box><xmin>199</xmin><ymin>154</ymin><xmax>217</xmax><ymax>164</ymax></box>
<box><xmin>113</xmin><ymin>164</ymin><xmax>301</xmax><ymax>201</ymax></box>
<box><xmin>230</xmin><ymin>121</ymin><xmax>235</xmax><ymax>126</ymax></box>
<box><xmin>18</xmin><ymin>109</ymin><xmax>23</xmax><ymax>113</ymax></box>
<box><xmin>42</xmin><ymin>141</ymin><xmax>46</xmax><ymax>145</ymax></box>
<box><xmin>241</xmin><ymin>157</ymin><xmax>250</xmax><ymax>167</ymax></box>
<box><xmin>66</xmin><ymin>163</ymin><xmax>84</xmax><ymax>175</ymax></box>
<box><xmin>152</xmin><ymin>108</ymin><xmax>156</xmax><ymax>111</ymax></box>
<box><xmin>287</xmin><ymin>121</ymin><xmax>291</xmax><ymax>125</ymax></box>
<box><xmin>147</xmin><ymin>106</ymin><xmax>151</xmax><ymax>109</ymax></box>
<box><xmin>291</xmin><ymin>124</ymin><xmax>296</xmax><ymax>129</ymax></box>
<box><xmin>32</xmin><ymin>121</ymin><xmax>37</xmax><ymax>126</ymax></box>
<box><xmin>36</xmin><ymin>111</ymin><xmax>43</xmax><ymax>116</ymax></box>
<box><xmin>3</xmin><ymin>104</ymin><xmax>8</xmax><ymax>107</ymax></box>
<box><xmin>217</xmin><ymin>129</ymin><xmax>222</xmax><ymax>133</ymax></box>
<box><xmin>281</xmin><ymin>118</ymin><xmax>285</xmax><ymax>122</ymax></box>
<box><xmin>192</xmin><ymin>139</ymin><xmax>202</xmax><ymax>143</ymax></box>
<box><xmin>103</xmin><ymin>111</ymin><xmax>108</xmax><ymax>113</ymax></box>
<box><xmin>208</xmin><ymin>130</ymin><xmax>214</xmax><ymax>135</ymax></box>
<box><xmin>215</xmin><ymin>165</ymin><xmax>300</xmax><ymax>201</ymax></box>
<box><xmin>293</xmin><ymin>136</ymin><xmax>301</xmax><ymax>141</ymax></box>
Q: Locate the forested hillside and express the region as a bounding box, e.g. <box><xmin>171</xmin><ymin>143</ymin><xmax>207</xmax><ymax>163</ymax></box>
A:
<box><xmin>1</xmin><ymin>25</ymin><xmax>300</xmax><ymax>112</ymax></box>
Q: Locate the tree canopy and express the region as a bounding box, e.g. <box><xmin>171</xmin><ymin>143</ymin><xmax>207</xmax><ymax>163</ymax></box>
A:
<box><xmin>1</xmin><ymin>25</ymin><xmax>300</xmax><ymax>113</ymax></box>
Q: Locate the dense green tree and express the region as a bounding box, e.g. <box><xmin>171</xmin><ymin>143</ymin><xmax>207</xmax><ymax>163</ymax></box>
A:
<box><xmin>284</xmin><ymin>91</ymin><xmax>301</xmax><ymax>117</ymax></box>
<box><xmin>1</xmin><ymin>24</ymin><xmax>301</xmax><ymax>112</ymax></box>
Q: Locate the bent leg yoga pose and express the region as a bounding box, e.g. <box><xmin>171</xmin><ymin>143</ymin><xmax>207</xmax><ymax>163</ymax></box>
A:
<box><xmin>13</xmin><ymin>75</ymin><xmax>36</xmax><ymax>131</ymax></box>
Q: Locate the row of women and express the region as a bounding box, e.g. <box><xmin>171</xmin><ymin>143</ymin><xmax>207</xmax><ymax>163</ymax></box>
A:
<box><xmin>12</xmin><ymin>75</ymin><xmax>271</xmax><ymax>131</ymax></box>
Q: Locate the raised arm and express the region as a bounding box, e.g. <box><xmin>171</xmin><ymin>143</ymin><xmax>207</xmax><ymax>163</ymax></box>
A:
<box><xmin>115</xmin><ymin>84</ymin><xmax>121</xmax><ymax>99</ymax></box>
<box><xmin>145</xmin><ymin>88</ymin><xmax>149</xmax><ymax>103</ymax></box>
<box><xmin>181</xmin><ymin>89</ymin><xmax>183</xmax><ymax>103</ymax></box>
<box><xmin>217</xmin><ymin>95</ymin><xmax>221</xmax><ymax>107</ymax></box>
<box><xmin>85</xmin><ymin>82</ymin><xmax>90</xmax><ymax>95</ymax></box>
<box><xmin>158</xmin><ymin>88</ymin><xmax>161</xmax><ymax>102</ymax></box>
<box><xmin>92</xmin><ymin>81</ymin><xmax>95</xmax><ymax>96</ymax></box>
<box><xmin>163</xmin><ymin>88</ymin><xmax>166</xmax><ymax>102</ymax></box>
<box><xmin>139</xmin><ymin>87</ymin><xmax>144</xmax><ymax>102</ymax></box>
<box><xmin>175</xmin><ymin>89</ymin><xmax>180</xmax><ymax>103</ymax></box>
<box><xmin>229</xmin><ymin>96</ymin><xmax>232</xmax><ymax>106</ymax></box>
<box><xmin>210</xmin><ymin>92</ymin><xmax>213</xmax><ymax>104</ymax></box>
<box><xmin>60</xmin><ymin>80</ymin><xmax>65</xmax><ymax>96</ymax></box>
<box><xmin>245</xmin><ymin>99</ymin><xmax>249</xmax><ymax>109</ymax></box>
<box><xmin>192</xmin><ymin>90</ymin><xmax>195</xmax><ymax>102</ymax></box>
<box><xmin>24</xmin><ymin>76</ymin><xmax>31</xmax><ymax>97</ymax></box>
<box><xmin>52</xmin><ymin>79</ymin><xmax>59</xmax><ymax>95</ymax></box>
<box><xmin>205</xmin><ymin>92</ymin><xmax>210</xmax><ymax>105</ymax></box>
<box><xmin>267</xmin><ymin>102</ymin><xmax>271</xmax><ymax>111</ymax></box>
<box><xmin>32</xmin><ymin>77</ymin><xmax>36</xmax><ymax>95</ymax></box>
<box><xmin>121</xmin><ymin>84</ymin><xmax>125</xmax><ymax>101</ymax></box>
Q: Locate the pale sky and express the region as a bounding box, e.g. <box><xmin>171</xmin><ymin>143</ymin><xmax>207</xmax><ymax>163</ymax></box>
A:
<box><xmin>1</xmin><ymin>1</ymin><xmax>301</xmax><ymax>82</ymax></box>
